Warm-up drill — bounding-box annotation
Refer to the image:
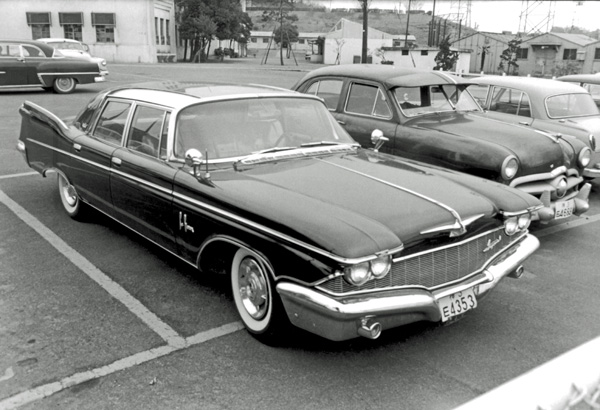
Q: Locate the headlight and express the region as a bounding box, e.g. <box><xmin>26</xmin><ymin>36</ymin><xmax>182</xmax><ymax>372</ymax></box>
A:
<box><xmin>504</xmin><ymin>216</ymin><xmax>519</xmax><ymax>236</ymax></box>
<box><xmin>517</xmin><ymin>213</ymin><xmax>531</xmax><ymax>230</ymax></box>
<box><xmin>589</xmin><ymin>134</ymin><xmax>597</xmax><ymax>152</ymax></box>
<box><xmin>555</xmin><ymin>177</ymin><xmax>568</xmax><ymax>198</ymax></box>
<box><xmin>501</xmin><ymin>155</ymin><xmax>519</xmax><ymax>180</ymax></box>
<box><xmin>370</xmin><ymin>255</ymin><xmax>392</xmax><ymax>279</ymax></box>
<box><xmin>578</xmin><ymin>147</ymin><xmax>592</xmax><ymax>168</ymax></box>
<box><xmin>344</xmin><ymin>262</ymin><xmax>370</xmax><ymax>286</ymax></box>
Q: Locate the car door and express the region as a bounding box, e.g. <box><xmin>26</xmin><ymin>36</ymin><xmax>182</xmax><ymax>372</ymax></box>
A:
<box><xmin>333</xmin><ymin>81</ymin><xmax>398</xmax><ymax>154</ymax></box>
<box><xmin>0</xmin><ymin>42</ymin><xmax>32</xmax><ymax>86</ymax></box>
<box><xmin>69</xmin><ymin>99</ymin><xmax>132</xmax><ymax>217</ymax></box>
<box><xmin>20</xmin><ymin>44</ymin><xmax>47</xmax><ymax>85</ymax></box>
<box><xmin>110</xmin><ymin>104</ymin><xmax>178</xmax><ymax>252</ymax></box>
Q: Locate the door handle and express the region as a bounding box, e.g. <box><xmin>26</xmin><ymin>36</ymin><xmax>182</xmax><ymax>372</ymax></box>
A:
<box><xmin>518</xmin><ymin>121</ymin><xmax>530</xmax><ymax>126</ymax></box>
<box><xmin>337</xmin><ymin>120</ymin><xmax>346</xmax><ymax>125</ymax></box>
<box><xmin>73</xmin><ymin>143</ymin><xmax>81</xmax><ymax>152</ymax></box>
<box><xmin>111</xmin><ymin>157</ymin><xmax>122</xmax><ymax>166</ymax></box>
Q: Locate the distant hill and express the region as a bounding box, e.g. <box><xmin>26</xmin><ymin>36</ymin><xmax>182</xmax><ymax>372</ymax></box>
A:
<box><xmin>247</xmin><ymin>9</ymin><xmax>476</xmax><ymax>46</ymax></box>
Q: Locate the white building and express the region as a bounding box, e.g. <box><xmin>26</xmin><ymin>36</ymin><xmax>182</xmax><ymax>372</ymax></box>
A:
<box><xmin>0</xmin><ymin>0</ymin><xmax>176</xmax><ymax>63</ymax></box>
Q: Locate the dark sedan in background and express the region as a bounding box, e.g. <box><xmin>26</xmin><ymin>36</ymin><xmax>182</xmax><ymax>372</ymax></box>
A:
<box><xmin>17</xmin><ymin>82</ymin><xmax>541</xmax><ymax>343</ymax></box>
<box><xmin>293</xmin><ymin>65</ymin><xmax>592</xmax><ymax>222</ymax></box>
<box><xmin>0</xmin><ymin>39</ymin><xmax>105</xmax><ymax>93</ymax></box>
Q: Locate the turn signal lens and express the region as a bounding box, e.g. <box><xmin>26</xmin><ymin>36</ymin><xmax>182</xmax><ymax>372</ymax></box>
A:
<box><xmin>370</xmin><ymin>256</ymin><xmax>392</xmax><ymax>279</ymax></box>
<box><xmin>344</xmin><ymin>262</ymin><xmax>370</xmax><ymax>286</ymax></box>
<box><xmin>504</xmin><ymin>216</ymin><xmax>519</xmax><ymax>236</ymax></box>
<box><xmin>578</xmin><ymin>147</ymin><xmax>592</xmax><ymax>168</ymax></box>
<box><xmin>589</xmin><ymin>134</ymin><xmax>597</xmax><ymax>152</ymax></box>
<box><xmin>501</xmin><ymin>156</ymin><xmax>519</xmax><ymax>180</ymax></box>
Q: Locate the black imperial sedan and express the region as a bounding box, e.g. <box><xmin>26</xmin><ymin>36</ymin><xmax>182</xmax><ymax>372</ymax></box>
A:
<box><xmin>0</xmin><ymin>39</ymin><xmax>105</xmax><ymax>93</ymax></box>
<box><xmin>17</xmin><ymin>82</ymin><xmax>541</xmax><ymax>343</ymax></box>
<box><xmin>293</xmin><ymin>65</ymin><xmax>593</xmax><ymax>223</ymax></box>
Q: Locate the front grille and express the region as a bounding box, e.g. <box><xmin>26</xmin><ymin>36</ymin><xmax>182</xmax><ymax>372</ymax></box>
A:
<box><xmin>318</xmin><ymin>228</ymin><xmax>518</xmax><ymax>295</ymax></box>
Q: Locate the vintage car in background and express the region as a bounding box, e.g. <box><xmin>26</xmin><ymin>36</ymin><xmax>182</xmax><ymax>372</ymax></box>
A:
<box><xmin>293</xmin><ymin>65</ymin><xmax>592</xmax><ymax>222</ymax></box>
<box><xmin>37</xmin><ymin>37</ymin><xmax>108</xmax><ymax>75</ymax></box>
<box><xmin>0</xmin><ymin>39</ymin><xmax>105</xmax><ymax>93</ymax></box>
<box><xmin>557</xmin><ymin>74</ymin><xmax>600</xmax><ymax>109</ymax></box>
<box><xmin>471</xmin><ymin>75</ymin><xmax>600</xmax><ymax>178</ymax></box>
<box><xmin>17</xmin><ymin>82</ymin><xmax>541</xmax><ymax>343</ymax></box>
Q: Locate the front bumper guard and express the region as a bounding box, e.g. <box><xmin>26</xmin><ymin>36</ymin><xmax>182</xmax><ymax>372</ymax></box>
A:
<box><xmin>534</xmin><ymin>182</ymin><xmax>591</xmax><ymax>222</ymax></box>
<box><xmin>276</xmin><ymin>233</ymin><xmax>540</xmax><ymax>342</ymax></box>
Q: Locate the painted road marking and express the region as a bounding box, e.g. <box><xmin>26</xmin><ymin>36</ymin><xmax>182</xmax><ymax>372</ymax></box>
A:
<box><xmin>0</xmin><ymin>190</ymin><xmax>187</xmax><ymax>348</ymax></box>
<box><xmin>0</xmin><ymin>172</ymin><xmax>38</xmax><ymax>180</ymax></box>
<box><xmin>0</xmin><ymin>322</ymin><xmax>245</xmax><ymax>410</ymax></box>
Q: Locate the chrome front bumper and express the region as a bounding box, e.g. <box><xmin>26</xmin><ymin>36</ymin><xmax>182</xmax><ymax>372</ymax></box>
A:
<box><xmin>276</xmin><ymin>233</ymin><xmax>540</xmax><ymax>341</ymax></box>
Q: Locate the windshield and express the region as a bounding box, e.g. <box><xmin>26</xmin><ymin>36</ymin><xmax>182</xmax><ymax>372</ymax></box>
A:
<box><xmin>47</xmin><ymin>42</ymin><xmax>85</xmax><ymax>51</ymax></box>
<box><xmin>394</xmin><ymin>84</ymin><xmax>481</xmax><ymax>117</ymax></box>
<box><xmin>545</xmin><ymin>93</ymin><xmax>600</xmax><ymax>118</ymax></box>
<box><xmin>175</xmin><ymin>97</ymin><xmax>355</xmax><ymax>160</ymax></box>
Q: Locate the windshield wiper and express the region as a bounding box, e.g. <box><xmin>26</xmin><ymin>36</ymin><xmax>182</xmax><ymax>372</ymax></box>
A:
<box><xmin>300</xmin><ymin>141</ymin><xmax>358</xmax><ymax>148</ymax></box>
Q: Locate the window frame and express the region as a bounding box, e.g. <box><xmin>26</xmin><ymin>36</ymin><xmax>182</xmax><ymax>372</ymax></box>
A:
<box><xmin>344</xmin><ymin>82</ymin><xmax>393</xmax><ymax>119</ymax></box>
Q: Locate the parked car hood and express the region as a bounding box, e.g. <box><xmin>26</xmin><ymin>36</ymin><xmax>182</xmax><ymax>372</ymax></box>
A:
<box><xmin>410</xmin><ymin>111</ymin><xmax>575</xmax><ymax>175</ymax></box>
<box><xmin>551</xmin><ymin>116</ymin><xmax>600</xmax><ymax>138</ymax></box>
<box><xmin>190</xmin><ymin>150</ymin><xmax>535</xmax><ymax>259</ymax></box>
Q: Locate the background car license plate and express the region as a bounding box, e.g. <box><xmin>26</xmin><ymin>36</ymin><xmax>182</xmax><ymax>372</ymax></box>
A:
<box><xmin>438</xmin><ymin>288</ymin><xmax>478</xmax><ymax>322</ymax></box>
<box><xmin>555</xmin><ymin>199</ymin><xmax>574</xmax><ymax>219</ymax></box>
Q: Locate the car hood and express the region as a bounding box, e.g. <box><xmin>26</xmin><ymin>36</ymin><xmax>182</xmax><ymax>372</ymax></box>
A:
<box><xmin>195</xmin><ymin>150</ymin><xmax>535</xmax><ymax>259</ymax></box>
<box><xmin>412</xmin><ymin>112</ymin><xmax>575</xmax><ymax>175</ymax></box>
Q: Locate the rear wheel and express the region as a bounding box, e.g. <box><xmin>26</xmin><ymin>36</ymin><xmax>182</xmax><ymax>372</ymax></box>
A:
<box><xmin>231</xmin><ymin>248</ymin><xmax>289</xmax><ymax>344</ymax></box>
<box><xmin>57</xmin><ymin>173</ymin><xmax>87</xmax><ymax>220</ymax></box>
<box><xmin>53</xmin><ymin>77</ymin><xmax>76</xmax><ymax>94</ymax></box>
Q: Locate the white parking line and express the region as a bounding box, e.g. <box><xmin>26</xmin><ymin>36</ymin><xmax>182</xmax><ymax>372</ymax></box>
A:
<box><xmin>0</xmin><ymin>171</ymin><xmax>38</xmax><ymax>180</ymax></box>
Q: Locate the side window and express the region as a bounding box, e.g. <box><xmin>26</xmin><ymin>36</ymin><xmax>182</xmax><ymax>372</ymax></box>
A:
<box><xmin>490</xmin><ymin>87</ymin><xmax>530</xmax><ymax>116</ymax></box>
<box><xmin>346</xmin><ymin>83</ymin><xmax>391</xmax><ymax>118</ymax></box>
<box><xmin>306</xmin><ymin>79</ymin><xmax>343</xmax><ymax>110</ymax></box>
<box><xmin>467</xmin><ymin>84</ymin><xmax>489</xmax><ymax>107</ymax></box>
<box><xmin>160</xmin><ymin>112</ymin><xmax>170</xmax><ymax>159</ymax></box>
<box><xmin>93</xmin><ymin>101</ymin><xmax>131</xmax><ymax>144</ymax></box>
<box><xmin>127</xmin><ymin>105</ymin><xmax>168</xmax><ymax>158</ymax></box>
<box><xmin>21</xmin><ymin>45</ymin><xmax>43</xmax><ymax>58</ymax></box>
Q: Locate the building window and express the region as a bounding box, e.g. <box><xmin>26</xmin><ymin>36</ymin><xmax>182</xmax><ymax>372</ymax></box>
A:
<box><xmin>59</xmin><ymin>12</ymin><xmax>83</xmax><ymax>41</ymax></box>
<box><xmin>421</xmin><ymin>50</ymin><xmax>428</xmax><ymax>56</ymax></box>
<box><xmin>594</xmin><ymin>48</ymin><xmax>600</xmax><ymax>60</ymax></box>
<box><xmin>402</xmin><ymin>50</ymin><xmax>409</xmax><ymax>56</ymax></box>
<box><xmin>26</xmin><ymin>12</ymin><xmax>51</xmax><ymax>39</ymax></box>
<box><xmin>563</xmin><ymin>48</ymin><xmax>577</xmax><ymax>60</ymax></box>
<box><xmin>250</xmin><ymin>38</ymin><xmax>257</xmax><ymax>43</ymax></box>
<box><xmin>155</xmin><ymin>18</ymin><xmax>159</xmax><ymax>44</ymax></box>
<box><xmin>262</xmin><ymin>38</ymin><xmax>269</xmax><ymax>43</ymax></box>
<box><xmin>516</xmin><ymin>47</ymin><xmax>528</xmax><ymax>59</ymax></box>
<box><xmin>298</xmin><ymin>39</ymin><xmax>305</xmax><ymax>44</ymax></box>
<box><xmin>166</xmin><ymin>20</ymin><xmax>170</xmax><ymax>45</ymax></box>
<box><xmin>92</xmin><ymin>13</ymin><xmax>115</xmax><ymax>43</ymax></box>
<box><xmin>160</xmin><ymin>18</ymin><xmax>165</xmax><ymax>45</ymax></box>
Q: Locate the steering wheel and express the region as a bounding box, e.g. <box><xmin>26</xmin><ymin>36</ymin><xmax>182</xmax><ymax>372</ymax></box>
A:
<box><xmin>274</xmin><ymin>132</ymin><xmax>312</xmax><ymax>147</ymax></box>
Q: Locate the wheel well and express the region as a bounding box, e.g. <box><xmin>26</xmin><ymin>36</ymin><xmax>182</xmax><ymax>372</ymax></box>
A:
<box><xmin>197</xmin><ymin>239</ymin><xmax>240</xmax><ymax>275</ymax></box>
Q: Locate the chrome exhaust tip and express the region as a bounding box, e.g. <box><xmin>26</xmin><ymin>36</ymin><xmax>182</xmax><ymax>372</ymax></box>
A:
<box><xmin>508</xmin><ymin>265</ymin><xmax>525</xmax><ymax>279</ymax></box>
<box><xmin>357</xmin><ymin>316</ymin><xmax>382</xmax><ymax>339</ymax></box>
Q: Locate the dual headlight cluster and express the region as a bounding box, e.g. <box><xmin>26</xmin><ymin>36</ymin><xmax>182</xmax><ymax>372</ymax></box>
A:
<box><xmin>504</xmin><ymin>212</ymin><xmax>532</xmax><ymax>236</ymax></box>
<box><xmin>343</xmin><ymin>255</ymin><xmax>392</xmax><ymax>286</ymax></box>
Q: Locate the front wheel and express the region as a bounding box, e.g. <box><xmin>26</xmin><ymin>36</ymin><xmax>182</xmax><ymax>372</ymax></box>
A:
<box><xmin>53</xmin><ymin>77</ymin><xmax>76</xmax><ymax>94</ymax></box>
<box><xmin>57</xmin><ymin>173</ymin><xmax>87</xmax><ymax>220</ymax></box>
<box><xmin>231</xmin><ymin>248</ymin><xmax>289</xmax><ymax>344</ymax></box>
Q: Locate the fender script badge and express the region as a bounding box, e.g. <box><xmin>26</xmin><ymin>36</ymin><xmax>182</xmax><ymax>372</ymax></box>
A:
<box><xmin>483</xmin><ymin>236</ymin><xmax>502</xmax><ymax>253</ymax></box>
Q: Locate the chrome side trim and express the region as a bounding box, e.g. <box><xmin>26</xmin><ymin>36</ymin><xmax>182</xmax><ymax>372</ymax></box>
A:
<box><xmin>509</xmin><ymin>165</ymin><xmax>568</xmax><ymax>187</ymax></box>
<box><xmin>318</xmin><ymin>158</ymin><xmax>468</xmax><ymax>235</ymax></box>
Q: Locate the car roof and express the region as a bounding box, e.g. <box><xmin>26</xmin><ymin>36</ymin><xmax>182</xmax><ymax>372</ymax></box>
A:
<box><xmin>300</xmin><ymin>64</ymin><xmax>475</xmax><ymax>88</ymax></box>
<box><xmin>105</xmin><ymin>81</ymin><xmax>311</xmax><ymax>110</ymax></box>
<box><xmin>475</xmin><ymin>75</ymin><xmax>587</xmax><ymax>94</ymax></box>
<box><xmin>557</xmin><ymin>74</ymin><xmax>600</xmax><ymax>85</ymax></box>
<box><xmin>0</xmin><ymin>39</ymin><xmax>56</xmax><ymax>55</ymax></box>
<box><xmin>37</xmin><ymin>38</ymin><xmax>81</xmax><ymax>44</ymax></box>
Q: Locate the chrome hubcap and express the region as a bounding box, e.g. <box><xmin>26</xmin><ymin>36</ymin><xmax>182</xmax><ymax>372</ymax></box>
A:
<box><xmin>238</xmin><ymin>258</ymin><xmax>268</xmax><ymax>320</ymax></box>
<box><xmin>61</xmin><ymin>178</ymin><xmax>77</xmax><ymax>206</ymax></box>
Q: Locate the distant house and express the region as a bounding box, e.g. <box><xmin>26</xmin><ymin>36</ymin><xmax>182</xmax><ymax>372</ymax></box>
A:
<box><xmin>520</xmin><ymin>32</ymin><xmax>600</xmax><ymax>76</ymax></box>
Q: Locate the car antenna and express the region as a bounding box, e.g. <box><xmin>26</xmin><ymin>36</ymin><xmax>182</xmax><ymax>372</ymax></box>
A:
<box><xmin>204</xmin><ymin>150</ymin><xmax>211</xmax><ymax>180</ymax></box>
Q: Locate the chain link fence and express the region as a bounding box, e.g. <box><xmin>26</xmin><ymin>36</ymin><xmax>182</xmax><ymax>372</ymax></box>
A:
<box><xmin>454</xmin><ymin>336</ymin><xmax>600</xmax><ymax>410</ymax></box>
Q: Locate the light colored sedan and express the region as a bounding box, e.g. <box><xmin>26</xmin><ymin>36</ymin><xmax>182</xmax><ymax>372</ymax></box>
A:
<box><xmin>470</xmin><ymin>75</ymin><xmax>600</xmax><ymax>179</ymax></box>
<box><xmin>37</xmin><ymin>38</ymin><xmax>108</xmax><ymax>75</ymax></box>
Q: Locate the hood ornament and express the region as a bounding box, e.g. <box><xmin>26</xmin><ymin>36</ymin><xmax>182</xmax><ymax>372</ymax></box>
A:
<box><xmin>420</xmin><ymin>214</ymin><xmax>485</xmax><ymax>237</ymax></box>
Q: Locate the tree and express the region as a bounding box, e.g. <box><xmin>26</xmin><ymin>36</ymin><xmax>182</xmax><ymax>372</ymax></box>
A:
<box><xmin>273</xmin><ymin>23</ymin><xmax>299</xmax><ymax>58</ymax></box>
<box><xmin>261</xmin><ymin>0</ymin><xmax>298</xmax><ymax>65</ymax></box>
<box><xmin>498</xmin><ymin>36</ymin><xmax>522</xmax><ymax>75</ymax></box>
<box><xmin>433</xmin><ymin>35</ymin><xmax>458</xmax><ymax>71</ymax></box>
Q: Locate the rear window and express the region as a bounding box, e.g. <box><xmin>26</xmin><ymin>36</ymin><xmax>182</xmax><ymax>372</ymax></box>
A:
<box><xmin>545</xmin><ymin>93</ymin><xmax>599</xmax><ymax>118</ymax></box>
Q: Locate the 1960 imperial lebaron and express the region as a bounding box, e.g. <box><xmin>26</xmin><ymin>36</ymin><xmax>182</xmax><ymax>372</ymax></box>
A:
<box><xmin>17</xmin><ymin>82</ymin><xmax>541</xmax><ymax>343</ymax></box>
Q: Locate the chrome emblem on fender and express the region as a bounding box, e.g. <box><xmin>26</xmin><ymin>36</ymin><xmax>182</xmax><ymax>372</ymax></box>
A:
<box><xmin>483</xmin><ymin>236</ymin><xmax>502</xmax><ymax>253</ymax></box>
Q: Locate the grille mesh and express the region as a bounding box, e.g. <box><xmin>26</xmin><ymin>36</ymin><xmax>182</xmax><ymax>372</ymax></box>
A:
<box><xmin>320</xmin><ymin>229</ymin><xmax>516</xmax><ymax>294</ymax></box>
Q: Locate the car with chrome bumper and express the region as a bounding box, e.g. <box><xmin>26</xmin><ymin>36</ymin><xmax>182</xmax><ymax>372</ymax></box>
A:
<box><xmin>470</xmin><ymin>75</ymin><xmax>600</xmax><ymax>179</ymax></box>
<box><xmin>17</xmin><ymin>82</ymin><xmax>541</xmax><ymax>343</ymax></box>
<box><xmin>0</xmin><ymin>39</ymin><xmax>105</xmax><ymax>94</ymax></box>
<box><xmin>293</xmin><ymin>65</ymin><xmax>592</xmax><ymax>223</ymax></box>
<box><xmin>37</xmin><ymin>38</ymin><xmax>109</xmax><ymax>76</ymax></box>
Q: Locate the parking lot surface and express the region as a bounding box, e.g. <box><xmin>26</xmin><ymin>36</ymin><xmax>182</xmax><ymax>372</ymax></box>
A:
<box><xmin>1</xmin><ymin>62</ymin><xmax>600</xmax><ymax>409</ymax></box>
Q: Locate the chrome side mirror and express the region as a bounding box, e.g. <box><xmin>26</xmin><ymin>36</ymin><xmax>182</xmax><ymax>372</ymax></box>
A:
<box><xmin>185</xmin><ymin>148</ymin><xmax>204</xmax><ymax>178</ymax></box>
<box><xmin>371</xmin><ymin>129</ymin><xmax>389</xmax><ymax>152</ymax></box>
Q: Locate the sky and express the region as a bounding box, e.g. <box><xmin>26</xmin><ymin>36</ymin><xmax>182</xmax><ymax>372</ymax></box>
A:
<box><xmin>306</xmin><ymin>1</ymin><xmax>600</xmax><ymax>34</ymax></box>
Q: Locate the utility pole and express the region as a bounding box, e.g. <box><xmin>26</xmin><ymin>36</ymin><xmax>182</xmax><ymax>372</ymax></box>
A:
<box><xmin>404</xmin><ymin>0</ymin><xmax>411</xmax><ymax>48</ymax></box>
<box><xmin>359</xmin><ymin>0</ymin><xmax>368</xmax><ymax>63</ymax></box>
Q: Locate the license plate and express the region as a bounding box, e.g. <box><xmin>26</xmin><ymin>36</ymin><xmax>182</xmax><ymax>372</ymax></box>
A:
<box><xmin>555</xmin><ymin>199</ymin><xmax>574</xmax><ymax>219</ymax></box>
<box><xmin>438</xmin><ymin>288</ymin><xmax>478</xmax><ymax>322</ymax></box>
